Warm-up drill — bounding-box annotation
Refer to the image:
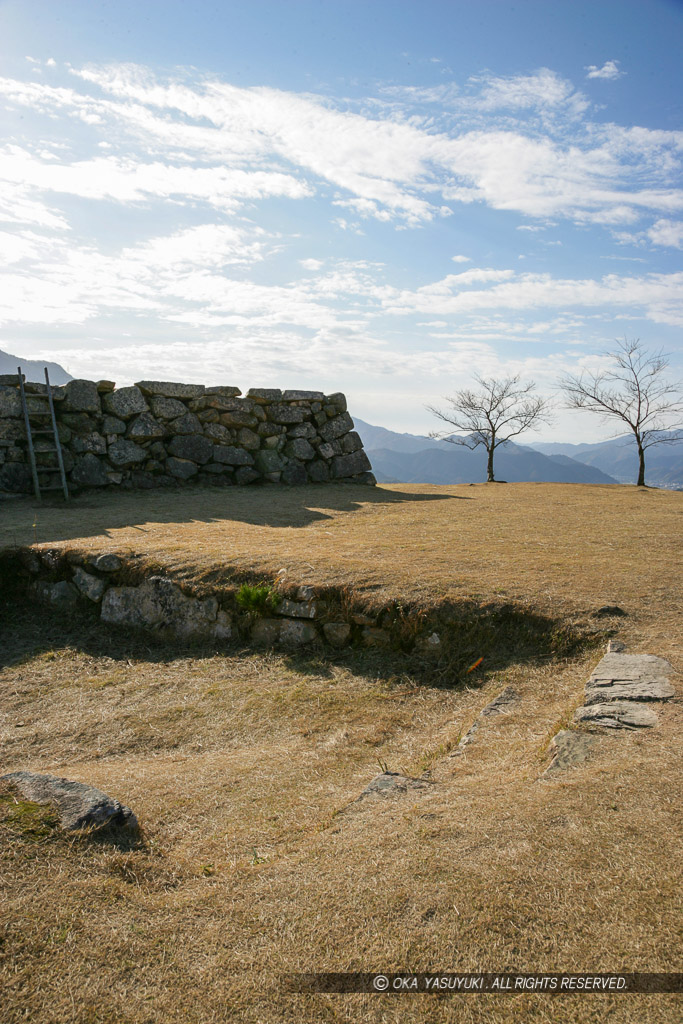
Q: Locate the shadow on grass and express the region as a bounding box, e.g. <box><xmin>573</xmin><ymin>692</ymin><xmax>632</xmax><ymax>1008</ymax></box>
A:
<box><xmin>0</xmin><ymin>589</ymin><xmax>603</xmax><ymax>690</ymax></box>
<box><xmin>0</xmin><ymin>483</ymin><xmax>468</xmax><ymax>549</ymax></box>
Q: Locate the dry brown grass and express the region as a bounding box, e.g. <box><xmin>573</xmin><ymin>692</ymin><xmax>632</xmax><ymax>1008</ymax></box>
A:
<box><xmin>0</xmin><ymin>482</ymin><xmax>681</xmax><ymax>1023</ymax></box>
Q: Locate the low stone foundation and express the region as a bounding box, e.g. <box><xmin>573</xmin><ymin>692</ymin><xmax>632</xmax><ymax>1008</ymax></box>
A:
<box><xmin>15</xmin><ymin>547</ymin><xmax>400</xmax><ymax>651</ymax></box>
<box><xmin>0</xmin><ymin>375</ymin><xmax>375</xmax><ymax>493</ymax></box>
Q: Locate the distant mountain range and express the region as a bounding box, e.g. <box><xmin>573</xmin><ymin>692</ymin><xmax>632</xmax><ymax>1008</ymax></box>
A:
<box><xmin>354</xmin><ymin>418</ymin><xmax>620</xmax><ymax>486</ymax></box>
<box><xmin>354</xmin><ymin>418</ymin><xmax>683</xmax><ymax>489</ymax></box>
<box><xmin>528</xmin><ymin>436</ymin><xmax>683</xmax><ymax>489</ymax></box>
<box><xmin>0</xmin><ymin>349</ymin><xmax>73</xmax><ymax>385</ymax></box>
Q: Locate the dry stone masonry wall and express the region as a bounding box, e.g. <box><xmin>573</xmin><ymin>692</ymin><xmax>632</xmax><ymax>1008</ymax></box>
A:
<box><xmin>0</xmin><ymin>375</ymin><xmax>374</xmax><ymax>493</ymax></box>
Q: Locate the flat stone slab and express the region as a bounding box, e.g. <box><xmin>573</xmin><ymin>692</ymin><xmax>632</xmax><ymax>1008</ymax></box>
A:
<box><xmin>450</xmin><ymin>686</ymin><xmax>519</xmax><ymax>756</ymax></box>
<box><xmin>350</xmin><ymin>771</ymin><xmax>434</xmax><ymax>808</ymax></box>
<box><xmin>2</xmin><ymin>771</ymin><xmax>137</xmax><ymax>832</ymax></box>
<box><xmin>480</xmin><ymin>685</ymin><xmax>519</xmax><ymax>717</ymax></box>
<box><xmin>585</xmin><ymin>653</ymin><xmax>675</xmax><ymax>705</ymax></box>
<box><xmin>574</xmin><ymin>702</ymin><xmax>659</xmax><ymax>730</ymax></box>
<box><xmin>545</xmin><ymin>730</ymin><xmax>598</xmax><ymax>774</ymax></box>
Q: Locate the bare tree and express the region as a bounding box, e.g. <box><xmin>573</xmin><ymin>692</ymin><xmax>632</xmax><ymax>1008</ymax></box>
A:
<box><xmin>559</xmin><ymin>338</ymin><xmax>683</xmax><ymax>487</ymax></box>
<box><xmin>426</xmin><ymin>375</ymin><xmax>551</xmax><ymax>483</ymax></box>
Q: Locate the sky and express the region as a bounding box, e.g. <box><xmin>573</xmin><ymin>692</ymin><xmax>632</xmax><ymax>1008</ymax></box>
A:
<box><xmin>0</xmin><ymin>0</ymin><xmax>682</xmax><ymax>441</ymax></box>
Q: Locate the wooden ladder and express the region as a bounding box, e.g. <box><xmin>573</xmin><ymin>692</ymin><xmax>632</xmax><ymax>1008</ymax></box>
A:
<box><xmin>18</xmin><ymin>366</ymin><xmax>69</xmax><ymax>502</ymax></box>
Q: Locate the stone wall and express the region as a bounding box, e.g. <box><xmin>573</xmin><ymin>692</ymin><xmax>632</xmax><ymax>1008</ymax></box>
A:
<box><xmin>0</xmin><ymin>376</ymin><xmax>374</xmax><ymax>492</ymax></box>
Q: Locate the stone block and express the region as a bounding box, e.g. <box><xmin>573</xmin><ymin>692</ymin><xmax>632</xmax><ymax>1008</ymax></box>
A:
<box><xmin>148</xmin><ymin>395</ymin><xmax>188</xmax><ymax>419</ymax></box>
<box><xmin>282</xmin><ymin>390</ymin><xmax>325</xmax><ymax>400</ymax></box>
<box><xmin>282</xmin><ymin>461</ymin><xmax>308</xmax><ymax>486</ymax></box>
<box><xmin>325</xmin><ymin>392</ymin><xmax>347</xmax><ymax>412</ymax></box>
<box><xmin>237</xmin><ymin>427</ymin><xmax>261</xmax><ymax>450</ymax></box>
<box><xmin>266</xmin><ymin>403</ymin><xmax>306</xmax><ymax>425</ymax></box>
<box><xmin>102</xmin><ymin>415</ymin><xmax>126</xmax><ymax>435</ymax></box>
<box><xmin>330</xmin><ymin>450</ymin><xmax>372</xmax><ymax>479</ymax></box>
<box><xmin>251</xmin><ymin>618</ymin><xmax>281</xmax><ymax>645</ymax></box>
<box><xmin>318</xmin><ymin>411</ymin><xmax>354</xmax><ymax>441</ymax></box>
<box><xmin>0</xmin><ymin>463</ymin><xmax>32</xmax><ymax>492</ymax></box>
<box><xmin>246</xmin><ymin>388</ymin><xmax>282</xmax><ymax>403</ymax></box>
<box><xmin>1</xmin><ymin>772</ymin><xmax>137</xmax><ymax>833</ymax></box>
<box><xmin>341</xmin><ymin>431</ymin><xmax>363</xmax><ymax>454</ymax></box>
<box><xmin>283</xmin><ymin>437</ymin><xmax>315</xmax><ymax>460</ymax></box>
<box><xmin>71</xmin><ymin>431</ymin><xmax>107</xmax><ymax>455</ymax></box>
<box><xmin>91</xmin><ymin>553</ymin><xmax>122</xmax><ymax>573</ymax></box>
<box><xmin>0</xmin><ymin>387</ymin><xmax>22</xmax><ymax>418</ymax></box>
<box><xmin>108</xmin><ymin>439</ymin><xmax>147</xmax><ymax>467</ymax></box>
<box><xmin>62</xmin><ymin>379</ymin><xmax>101</xmax><ymax>414</ymax></box>
<box><xmin>574</xmin><ymin>702</ymin><xmax>659</xmax><ymax>730</ymax></box>
<box><xmin>124</xmin><ymin>411</ymin><xmax>164</xmax><ymax>440</ymax></box>
<box><xmin>103</xmin><ymin>386</ymin><xmax>149</xmax><ymax>420</ymax></box>
<box><xmin>277</xmin><ymin>598</ymin><xmax>318</xmax><ymax>619</ymax></box>
<box><xmin>72</xmin><ymin>453</ymin><xmax>109</xmax><ymax>487</ymax></box>
<box><xmin>135</xmin><ymin>381</ymin><xmax>205</xmax><ymax>399</ymax></box>
<box><xmin>287</xmin><ymin>422</ymin><xmax>317</xmax><ymax>439</ymax></box>
<box><xmin>584</xmin><ymin>653</ymin><xmax>675</xmax><ymax>705</ymax></box>
<box><xmin>234</xmin><ymin>467</ymin><xmax>260</xmax><ymax>485</ymax></box>
<box><xmin>307</xmin><ymin>460</ymin><xmax>330</xmax><ymax>483</ymax></box>
<box><xmin>323</xmin><ymin>622</ymin><xmax>351</xmax><ymax>646</ymax></box>
<box><xmin>202</xmin><ymin>386</ymin><xmax>242</xmax><ymax>397</ymax></box>
<box><xmin>72</xmin><ymin>567</ymin><xmax>108</xmax><ymax>602</ymax></box>
<box><xmin>254</xmin><ymin>449</ymin><xmax>285</xmax><ymax>474</ymax></box>
<box><xmin>96</xmin><ymin>380</ymin><xmax>116</xmax><ymax>393</ymax></box>
<box><xmin>280</xmin><ymin>619</ymin><xmax>317</xmax><ymax>646</ymax></box>
<box><xmin>167</xmin><ymin>434</ymin><xmax>213</xmax><ymax>464</ymax></box>
<box><xmin>168</xmin><ymin>412</ymin><xmax>203</xmax><ymax>435</ymax></box>
<box><xmin>166</xmin><ymin>456</ymin><xmax>198</xmax><ymax>479</ymax></box>
<box><xmin>101</xmin><ymin>577</ymin><xmax>219</xmax><ymax>637</ymax></box>
<box><xmin>203</xmin><ymin>422</ymin><xmax>232</xmax><ymax>442</ymax></box>
<box><xmin>213</xmin><ymin>445</ymin><xmax>255</xmax><ymax>466</ymax></box>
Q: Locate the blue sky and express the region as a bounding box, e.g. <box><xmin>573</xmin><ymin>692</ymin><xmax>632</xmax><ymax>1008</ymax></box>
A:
<box><xmin>1</xmin><ymin>0</ymin><xmax>681</xmax><ymax>441</ymax></box>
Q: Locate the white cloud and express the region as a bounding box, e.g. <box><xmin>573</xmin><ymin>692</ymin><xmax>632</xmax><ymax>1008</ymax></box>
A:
<box><xmin>0</xmin><ymin>63</ymin><xmax>681</xmax><ymax>233</ymax></box>
<box><xmin>647</xmin><ymin>218</ymin><xmax>683</xmax><ymax>248</ymax></box>
<box><xmin>450</xmin><ymin>254</ymin><xmax>471</xmax><ymax>263</ymax></box>
<box><xmin>585</xmin><ymin>60</ymin><xmax>624</xmax><ymax>81</ymax></box>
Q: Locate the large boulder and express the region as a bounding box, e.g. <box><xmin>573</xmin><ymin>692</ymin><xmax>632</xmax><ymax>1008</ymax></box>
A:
<box><xmin>213</xmin><ymin>445</ymin><xmax>255</xmax><ymax>466</ymax></box>
<box><xmin>166</xmin><ymin>456</ymin><xmax>198</xmax><ymax>479</ymax></box>
<box><xmin>0</xmin><ymin>387</ymin><xmax>22</xmax><ymax>418</ymax></box>
<box><xmin>72</xmin><ymin>453</ymin><xmax>109</xmax><ymax>487</ymax></box>
<box><xmin>2</xmin><ymin>771</ymin><xmax>137</xmax><ymax>832</ymax></box>
<box><xmin>148</xmin><ymin>395</ymin><xmax>188</xmax><ymax>420</ymax></box>
<box><xmin>167</xmin><ymin>434</ymin><xmax>214</xmax><ymax>464</ymax></box>
<box><xmin>168</xmin><ymin>412</ymin><xmax>203</xmax><ymax>435</ymax></box>
<box><xmin>126</xmin><ymin>412</ymin><xmax>165</xmax><ymax>441</ymax></box>
<box><xmin>318</xmin><ymin>411</ymin><xmax>354</xmax><ymax>441</ymax></box>
<box><xmin>283</xmin><ymin>438</ymin><xmax>315</xmax><ymax>460</ymax></box>
<box><xmin>62</xmin><ymin>379</ymin><xmax>101</xmax><ymax>414</ymax></box>
<box><xmin>102</xmin><ymin>386</ymin><xmax>149</xmax><ymax>420</ymax></box>
<box><xmin>266</xmin><ymin>403</ymin><xmax>305</xmax><ymax>425</ymax></box>
<box><xmin>330</xmin><ymin>450</ymin><xmax>372</xmax><ymax>479</ymax></box>
<box><xmin>0</xmin><ymin>462</ymin><xmax>32</xmax><ymax>492</ymax></box>
<box><xmin>107</xmin><ymin>439</ymin><xmax>147</xmax><ymax>467</ymax></box>
<box><xmin>101</xmin><ymin>577</ymin><xmax>223</xmax><ymax>638</ymax></box>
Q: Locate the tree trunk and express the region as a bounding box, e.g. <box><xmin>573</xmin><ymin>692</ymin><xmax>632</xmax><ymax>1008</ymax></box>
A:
<box><xmin>487</xmin><ymin>444</ymin><xmax>495</xmax><ymax>483</ymax></box>
<box><xmin>636</xmin><ymin>438</ymin><xmax>646</xmax><ymax>487</ymax></box>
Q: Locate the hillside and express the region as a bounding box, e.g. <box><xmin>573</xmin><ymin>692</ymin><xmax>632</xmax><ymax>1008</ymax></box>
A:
<box><xmin>0</xmin><ymin>349</ymin><xmax>72</xmax><ymax>385</ymax></box>
<box><xmin>354</xmin><ymin>418</ymin><xmax>618</xmax><ymax>485</ymax></box>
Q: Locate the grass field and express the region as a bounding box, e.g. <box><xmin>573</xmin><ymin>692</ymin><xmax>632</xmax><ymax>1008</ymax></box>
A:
<box><xmin>1</xmin><ymin>482</ymin><xmax>681</xmax><ymax>1023</ymax></box>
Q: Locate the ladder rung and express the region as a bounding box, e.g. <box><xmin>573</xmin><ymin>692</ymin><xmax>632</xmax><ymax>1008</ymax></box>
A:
<box><xmin>40</xmin><ymin>484</ymin><xmax>68</xmax><ymax>491</ymax></box>
<box><xmin>32</xmin><ymin>429</ymin><xmax>56</xmax><ymax>435</ymax></box>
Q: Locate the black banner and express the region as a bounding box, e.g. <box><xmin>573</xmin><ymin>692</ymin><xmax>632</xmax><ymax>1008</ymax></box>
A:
<box><xmin>287</xmin><ymin>972</ymin><xmax>683</xmax><ymax>994</ymax></box>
